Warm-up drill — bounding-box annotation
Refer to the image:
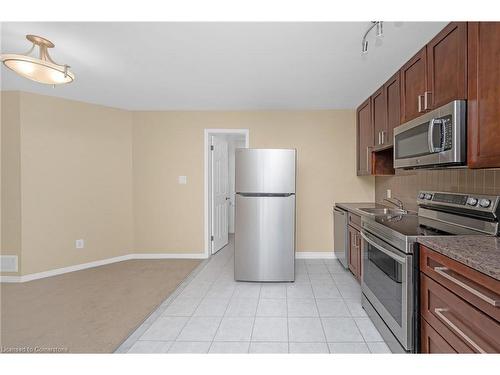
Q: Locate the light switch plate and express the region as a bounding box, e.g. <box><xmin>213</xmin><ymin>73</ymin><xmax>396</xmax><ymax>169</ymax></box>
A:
<box><xmin>387</xmin><ymin>189</ymin><xmax>392</xmax><ymax>198</ymax></box>
<box><xmin>0</xmin><ymin>255</ymin><xmax>18</xmax><ymax>272</ymax></box>
<box><xmin>76</xmin><ymin>239</ymin><xmax>85</xmax><ymax>249</ymax></box>
<box><xmin>178</xmin><ymin>176</ymin><xmax>187</xmax><ymax>184</ymax></box>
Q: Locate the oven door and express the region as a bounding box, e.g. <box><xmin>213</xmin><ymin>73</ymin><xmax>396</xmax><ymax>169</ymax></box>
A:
<box><xmin>360</xmin><ymin>230</ymin><xmax>413</xmax><ymax>350</ymax></box>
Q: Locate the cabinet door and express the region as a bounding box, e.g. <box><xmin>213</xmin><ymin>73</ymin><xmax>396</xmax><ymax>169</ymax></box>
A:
<box><xmin>421</xmin><ymin>317</ymin><xmax>457</xmax><ymax>353</ymax></box>
<box><xmin>356</xmin><ymin>98</ymin><xmax>373</xmax><ymax>175</ymax></box>
<box><xmin>427</xmin><ymin>22</ymin><xmax>467</xmax><ymax>110</ymax></box>
<box><xmin>468</xmin><ymin>22</ymin><xmax>500</xmax><ymax>168</ymax></box>
<box><xmin>384</xmin><ymin>72</ymin><xmax>401</xmax><ymax>146</ymax></box>
<box><xmin>348</xmin><ymin>226</ymin><xmax>360</xmax><ymax>279</ymax></box>
<box><xmin>357</xmin><ymin>231</ymin><xmax>363</xmax><ymax>281</ymax></box>
<box><xmin>400</xmin><ymin>47</ymin><xmax>427</xmax><ymax>123</ymax></box>
<box><xmin>372</xmin><ymin>87</ymin><xmax>386</xmax><ymax>147</ymax></box>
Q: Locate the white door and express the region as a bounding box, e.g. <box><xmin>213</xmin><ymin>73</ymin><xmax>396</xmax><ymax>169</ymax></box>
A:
<box><xmin>211</xmin><ymin>135</ymin><xmax>229</xmax><ymax>254</ymax></box>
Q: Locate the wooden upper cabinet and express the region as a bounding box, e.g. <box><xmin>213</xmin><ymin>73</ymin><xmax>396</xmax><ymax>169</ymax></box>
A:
<box><xmin>372</xmin><ymin>87</ymin><xmax>386</xmax><ymax>147</ymax></box>
<box><xmin>383</xmin><ymin>72</ymin><xmax>401</xmax><ymax>146</ymax></box>
<box><xmin>400</xmin><ymin>47</ymin><xmax>427</xmax><ymax>123</ymax></box>
<box><xmin>356</xmin><ymin>98</ymin><xmax>373</xmax><ymax>175</ymax></box>
<box><xmin>467</xmin><ymin>22</ymin><xmax>500</xmax><ymax>168</ymax></box>
<box><xmin>427</xmin><ymin>22</ymin><xmax>467</xmax><ymax>110</ymax></box>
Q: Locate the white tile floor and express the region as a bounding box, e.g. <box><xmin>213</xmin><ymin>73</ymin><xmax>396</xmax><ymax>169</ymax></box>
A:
<box><xmin>119</xmin><ymin>237</ymin><xmax>391</xmax><ymax>354</ymax></box>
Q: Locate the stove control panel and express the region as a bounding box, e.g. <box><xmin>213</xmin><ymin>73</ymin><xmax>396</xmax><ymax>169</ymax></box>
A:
<box><xmin>417</xmin><ymin>191</ymin><xmax>499</xmax><ymax>213</ymax></box>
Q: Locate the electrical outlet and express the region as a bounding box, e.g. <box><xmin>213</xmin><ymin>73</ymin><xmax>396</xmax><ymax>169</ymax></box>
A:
<box><xmin>387</xmin><ymin>189</ymin><xmax>392</xmax><ymax>198</ymax></box>
<box><xmin>178</xmin><ymin>176</ymin><xmax>187</xmax><ymax>184</ymax></box>
<box><xmin>75</xmin><ymin>239</ymin><xmax>85</xmax><ymax>249</ymax></box>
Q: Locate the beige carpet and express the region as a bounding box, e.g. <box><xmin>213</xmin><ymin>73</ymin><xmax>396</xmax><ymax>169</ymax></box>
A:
<box><xmin>0</xmin><ymin>259</ymin><xmax>201</xmax><ymax>353</ymax></box>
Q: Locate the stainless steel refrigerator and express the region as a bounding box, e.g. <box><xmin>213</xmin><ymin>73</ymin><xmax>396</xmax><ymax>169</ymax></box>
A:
<box><xmin>234</xmin><ymin>148</ymin><xmax>296</xmax><ymax>282</ymax></box>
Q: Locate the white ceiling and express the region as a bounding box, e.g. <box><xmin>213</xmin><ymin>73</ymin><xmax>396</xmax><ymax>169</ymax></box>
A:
<box><xmin>0</xmin><ymin>22</ymin><xmax>448</xmax><ymax>110</ymax></box>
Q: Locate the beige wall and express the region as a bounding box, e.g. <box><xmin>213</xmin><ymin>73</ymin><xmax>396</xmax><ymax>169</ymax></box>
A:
<box><xmin>1</xmin><ymin>92</ymin><xmax>134</xmax><ymax>275</ymax></box>
<box><xmin>133</xmin><ymin>110</ymin><xmax>374</xmax><ymax>254</ymax></box>
<box><xmin>1</xmin><ymin>91</ymin><xmax>374</xmax><ymax>276</ymax></box>
<box><xmin>1</xmin><ymin>92</ymin><xmax>22</xmax><ymax>275</ymax></box>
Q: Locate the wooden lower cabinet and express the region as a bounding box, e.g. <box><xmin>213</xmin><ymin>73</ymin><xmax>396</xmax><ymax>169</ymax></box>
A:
<box><xmin>348</xmin><ymin>225</ymin><xmax>362</xmax><ymax>281</ymax></box>
<box><xmin>421</xmin><ymin>318</ymin><xmax>457</xmax><ymax>353</ymax></box>
<box><xmin>419</xmin><ymin>245</ymin><xmax>500</xmax><ymax>353</ymax></box>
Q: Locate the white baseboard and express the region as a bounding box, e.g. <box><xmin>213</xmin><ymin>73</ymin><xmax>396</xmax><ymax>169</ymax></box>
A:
<box><xmin>0</xmin><ymin>275</ymin><xmax>21</xmax><ymax>282</ymax></box>
<box><xmin>295</xmin><ymin>251</ymin><xmax>336</xmax><ymax>259</ymax></box>
<box><xmin>0</xmin><ymin>252</ymin><xmax>207</xmax><ymax>283</ymax></box>
<box><xmin>134</xmin><ymin>253</ymin><xmax>207</xmax><ymax>260</ymax></box>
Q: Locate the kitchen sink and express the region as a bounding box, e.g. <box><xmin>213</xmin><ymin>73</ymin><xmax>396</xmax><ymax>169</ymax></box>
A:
<box><xmin>358</xmin><ymin>207</ymin><xmax>408</xmax><ymax>216</ymax></box>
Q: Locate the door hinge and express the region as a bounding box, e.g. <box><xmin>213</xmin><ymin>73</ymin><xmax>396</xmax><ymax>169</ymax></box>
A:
<box><xmin>211</xmin><ymin>235</ymin><xmax>214</xmax><ymax>241</ymax></box>
<box><xmin>210</xmin><ymin>145</ymin><xmax>214</xmax><ymax>151</ymax></box>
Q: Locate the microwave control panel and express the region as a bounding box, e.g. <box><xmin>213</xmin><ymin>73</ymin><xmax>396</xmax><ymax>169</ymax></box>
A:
<box><xmin>440</xmin><ymin>115</ymin><xmax>453</xmax><ymax>150</ymax></box>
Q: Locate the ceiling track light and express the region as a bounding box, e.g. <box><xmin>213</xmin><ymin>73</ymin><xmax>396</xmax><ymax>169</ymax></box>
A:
<box><xmin>361</xmin><ymin>21</ymin><xmax>384</xmax><ymax>55</ymax></box>
<box><xmin>0</xmin><ymin>34</ymin><xmax>75</xmax><ymax>85</ymax></box>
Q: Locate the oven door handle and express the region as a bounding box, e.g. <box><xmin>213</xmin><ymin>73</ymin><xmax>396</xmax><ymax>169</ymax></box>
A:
<box><xmin>360</xmin><ymin>231</ymin><xmax>407</xmax><ymax>264</ymax></box>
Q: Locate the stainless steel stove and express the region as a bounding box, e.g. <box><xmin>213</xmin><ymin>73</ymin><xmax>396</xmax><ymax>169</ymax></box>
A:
<box><xmin>360</xmin><ymin>191</ymin><xmax>500</xmax><ymax>353</ymax></box>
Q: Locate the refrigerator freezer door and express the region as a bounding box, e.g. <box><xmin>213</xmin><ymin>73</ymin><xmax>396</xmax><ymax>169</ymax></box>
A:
<box><xmin>235</xmin><ymin>194</ymin><xmax>295</xmax><ymax>282</ymax></box>
<box><xmin>235</xmin><ymin>149</ymin><xmax>296</xmax><ymax>194</ymax></box>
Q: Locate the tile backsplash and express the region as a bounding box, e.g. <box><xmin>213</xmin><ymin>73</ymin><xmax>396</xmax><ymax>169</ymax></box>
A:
<box><xmin>375</xmin><ymin>169</ymin><xmax>500</xmax><ymax>211</ymax></box>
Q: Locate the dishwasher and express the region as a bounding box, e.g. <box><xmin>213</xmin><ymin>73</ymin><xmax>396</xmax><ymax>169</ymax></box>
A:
<box><xmin>333</xmin><ymin>206</ymin><xmax>349</xmax><ymax>269</ymax></box>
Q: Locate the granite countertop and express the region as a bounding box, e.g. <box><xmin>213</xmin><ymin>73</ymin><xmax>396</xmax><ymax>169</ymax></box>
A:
<box><xmin>334</xmin><ymin>202</ymin><xmax>386</xmax><ymax>216</ymax></box>
<box><xmin>417</xmin><ymin>236</ymin><xmax>500</xmax><ymax>281</ymax></box>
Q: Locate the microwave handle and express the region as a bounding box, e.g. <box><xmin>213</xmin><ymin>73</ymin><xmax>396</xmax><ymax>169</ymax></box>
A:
<box><xmin>427</xmin><ymin>118</ymin><xmax>444</xmax><ymax>153</ymax></box>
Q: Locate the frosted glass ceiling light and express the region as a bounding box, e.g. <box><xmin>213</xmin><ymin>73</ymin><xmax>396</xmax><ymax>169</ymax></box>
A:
<box><xmin>1</xmin><ymin>34</ymin><xmax>75</xmax><ymax>85</ymax></box>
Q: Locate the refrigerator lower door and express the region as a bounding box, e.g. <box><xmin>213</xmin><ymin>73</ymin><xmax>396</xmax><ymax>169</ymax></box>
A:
<box><xmin>235</xmin><ymin>194</ymin><xmax>295</xmax><ymax>282</ymax></box>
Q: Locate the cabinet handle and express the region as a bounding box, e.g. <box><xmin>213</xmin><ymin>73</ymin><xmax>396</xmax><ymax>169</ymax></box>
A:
<box><xmin>434</xmin><ymin>308</ymin><xmax>486</xmax><ymax>353</ymax></box>
<box><xmin>418</xmin><ymin>95</ymin><xmax>424</xmax><ymax>113</ymax></box>
<box><xmin>378</xmin><ymin>132</ymin><xmax>381</xmax><ymax>145</ymax></box>
<box><xmin>434</xmin><ymin>267</ymin><xmax>500</xmax><ymax>307</ymax></box>
<box><xmin>424</xmin><ymin>91</ymin><xmax>432</xmax><ymax>110</ymax></box>
<box><xmin>381</xmin><ymin>131</ymin><xmax>385</xmax><ymax>145</ymax></box>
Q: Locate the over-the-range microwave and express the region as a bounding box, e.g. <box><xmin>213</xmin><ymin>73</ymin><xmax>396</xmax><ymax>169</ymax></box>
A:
<box><xmin>393</xmin><ymin>100</ymin><xmax>466</xmax><ymax>169</ymax></box>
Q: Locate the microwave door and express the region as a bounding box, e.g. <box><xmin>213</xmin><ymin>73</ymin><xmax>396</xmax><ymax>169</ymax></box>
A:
<box><xmin>394</xmin><ymin>120</ymin><xmax>444</xmax><ymax>168</ymax></box>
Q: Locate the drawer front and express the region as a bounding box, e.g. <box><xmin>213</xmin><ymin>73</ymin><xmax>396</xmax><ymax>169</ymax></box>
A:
<box><xmin>421</xmin><ymin>273</ymin><xmax>500</xmax><ymax>353</ymax></box>
<box><xmin>420</xmin><ymin>245</ymin><xmax>500</xmax><ymax>322</ymax></box>
<box><xmin>348</xmin><ymin>212</ymin><xmax>361</xmax><ymax>229</ymax></box>
<box><xmin>421</xmin><ymin>317</ymin><xmax>457</xmax><ymax>353</ymax></box>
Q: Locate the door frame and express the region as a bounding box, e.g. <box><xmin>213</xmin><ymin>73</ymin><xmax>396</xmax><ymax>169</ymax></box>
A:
<box><xmin>204</xmin><ymin>129</ymin><xmax>249</xmax><ymax>258</ymax></box>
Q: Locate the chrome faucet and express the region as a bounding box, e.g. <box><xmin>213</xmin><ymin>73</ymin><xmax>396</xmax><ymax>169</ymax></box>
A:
<box><xmin>383</xmin><ymin>197</ymin><xmax>407</xmax><ymax>213</ymax></box>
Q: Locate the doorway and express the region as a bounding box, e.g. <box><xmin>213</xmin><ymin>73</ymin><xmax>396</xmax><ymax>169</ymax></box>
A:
<box><xmin>204</xmin><ymin>129</ymin><xmax>249</xmax><ymax>257</ymax></box>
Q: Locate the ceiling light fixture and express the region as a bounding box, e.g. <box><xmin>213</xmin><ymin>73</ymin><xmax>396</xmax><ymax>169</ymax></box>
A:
<box><xmin>0</xmin><ymin>34</ymin><xmax>75</xmax><ymax>85</ymax></box>
<box><xmin>361</xmin><ymin>21</ymin><xmax>383</xmax><ymax>55</ymax></box>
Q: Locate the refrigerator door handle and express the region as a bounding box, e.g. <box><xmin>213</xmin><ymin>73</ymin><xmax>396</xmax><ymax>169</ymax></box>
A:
<box><xmin>237</xmin><ymin>193</ymin><xmax>294</xmax><ymax>197</ymax></box>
